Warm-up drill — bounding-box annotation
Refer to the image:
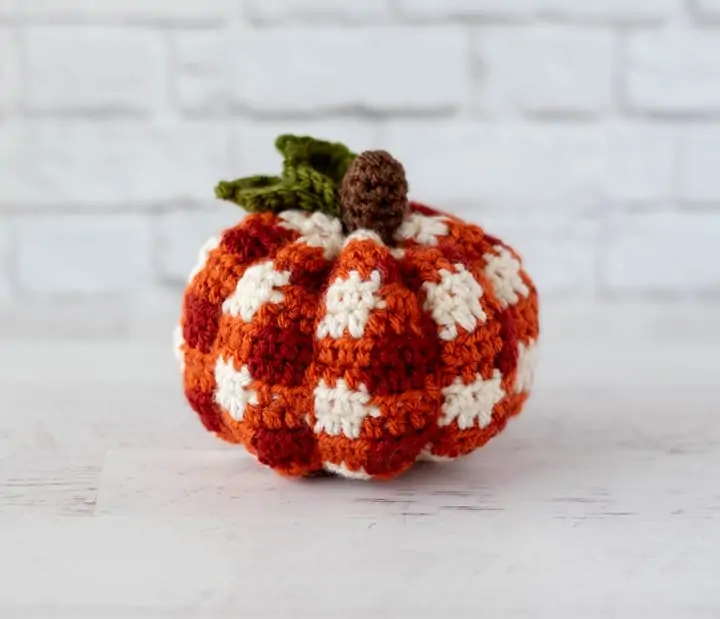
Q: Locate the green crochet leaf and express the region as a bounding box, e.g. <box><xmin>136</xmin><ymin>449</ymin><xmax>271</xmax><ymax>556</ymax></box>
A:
<box><xmin>215</xmin><ymin>134</ymin><xmax>357</xmax><ymax>218</ymax></box>
<box><xmin>276</xmin><ymin>134</ymin><xmax>357</xmax><ymax>184</ymax></box>
<box><xmin>282</xmin><ymin>165</ymin><xmax>340</xmax><ymax>213</ymax></box>
<box><xmin>214</xmin><ymin>175</ymin><xmax>281</xmax><ymax>200</ymax></box>
<box><xmin>216</xmin><ymin>182</ymin><xmax>336</xmax><ymax>215</ymax></box>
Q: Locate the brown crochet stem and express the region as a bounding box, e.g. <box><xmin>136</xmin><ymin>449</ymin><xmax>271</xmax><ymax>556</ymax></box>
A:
<box><xmin>339</xmin><ymin>150</ymin><xmax>409</xmax><ymax>245</ymax></box>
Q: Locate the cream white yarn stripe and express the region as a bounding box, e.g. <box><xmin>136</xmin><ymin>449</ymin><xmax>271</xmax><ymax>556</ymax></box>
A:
<box><xmin>317</xmin><ymin>270</ymin><xmax>386</xmax><ymax>339</ymax></box>
<box><xmin>440</xmin><ymin>369</ymin><xmax>506</xmax><ymax>430</ymax></box>
<box><xmin>394</xmin><ymin>212</ymin><xmax>449</xmax><ymax>246</ymax></box>
<box><xmin>313</xmin><ymin>378</ymin><xmax>381</xmax><ymax>439</ymax></box>
<box><xmin>422</xmin><ymin>263</ymin><xmax>487</xmax><ymax>341</ymax></box>
<box><xmin>221</xmin><ymin>260</ymin><xmax>291</xmax><ymax>322</ymax></box>
<box><xmin>515</xmin><ymin>339</ymin><xmax>538</xmax><ymax>394</ymax></box>
<box><xmin>483</xmin><ymin>245</ymin><xmax>530</xmax><ymax>308</ymax></box>
<box><xmin>213</xmin><ymin>356</ymin><xmax>258</xmax><ymax>421</ymax></box>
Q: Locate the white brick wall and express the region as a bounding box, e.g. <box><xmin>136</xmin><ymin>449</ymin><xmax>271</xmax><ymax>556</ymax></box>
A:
<box><xmin>476</xmin><ymin>26</ymin><xmax>615</xmax><ymax>115</ymax></box>
<box><xmin>5</xmin><ymin>0</ymin><xmax>238</xmax><ymax>23</ymax></box>
<box><xmin>692</xmin><ymin>0</ymin><xmax>720</xmax><ymax>18</ymax></box>
<box><xmin>601</xmin><ymin>211</ymin><xmax>720</xmax><ymax>295</ymax></box>
<box><xmin>0</xmin><ymin>122</ymin><xmax>231</xmax><ymax>208</ymax></box>
<box><xmin>246</xmin><ymin>0</ymin><xmax>390</xmax><ymax>22</ymax></box>
<box><xmin>623</xmin><ymin>29</ymin><xmax>720</xmax><ymax>114</ymax></box>
<box><xmin>176</xmin><ymin>27</ymin><xmax>466</xmax><ymax>115</ymax></box>
<box><xmin>381</xmin><ymin>121</ymin><xmax>607</xmax><ymax>210</ymax></box>
<box><xmin>602</xmin><ymin>123</ymin><xmax>676</xmax><ymax>204</ymax></box>
<box><xmin>0</xmin><ymin>0</ymin><xmax>719</xmax><ymax>308</ymax></box>
<box><xmin>22</xmin><ymin>27</ymin><xmax>167</xmax><ymax>115</ymax></box>
<box><xmin>394</xmin><ymin>0</ymin><xmax>536</xmax><ymax>21</ymax></box>
<box><xmin>535</xmin><ymin>0</ymin><xmax>682</xmax><ymax>22</ymax></box>
<box><xmin>15</xmin><ymin>215</ymin><xmax>153</xmax><ymax>295</ymax></box>
<box><xmin>679</xmin><ymin>128</ymin><xmax>720</xmax><ymax>203</ymax></box>
<box><xmin>0</xmin><ymin>31</ymin><xmax>18</xmax><ymax>115</ymax></box>
<box><xmin>395</xmin><ymin>0</ymin><xmax>680</xmax><ymax>22</ymax></box>
<box><xmin>0</xmin><ymin>219</ymin><xmax>12</xmax><ymax>306</ymax></box>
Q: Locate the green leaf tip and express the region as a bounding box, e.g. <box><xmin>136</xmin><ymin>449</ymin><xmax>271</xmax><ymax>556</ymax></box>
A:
<box><xmin>214</xmin><ymin>175</ymin><xmax>283</xmax><ymax>205</ymax></box>
<box><xmin>275</xmin><ymin>134</ymin><xmax>357</xmax><ymax>184</ymax></box>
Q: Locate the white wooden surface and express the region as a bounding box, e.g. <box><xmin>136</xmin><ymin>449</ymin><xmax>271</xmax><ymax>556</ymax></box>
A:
<box><xmin>1</xmin><ymin>302</ymin><xmax>719</xmax><ymax>618</ymax></box>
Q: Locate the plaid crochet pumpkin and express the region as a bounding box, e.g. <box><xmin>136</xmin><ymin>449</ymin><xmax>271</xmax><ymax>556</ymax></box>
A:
<box><xmin>174</xmin><ymin>135</ymin><xmax>539</xmax><ymax>480</ymax></box>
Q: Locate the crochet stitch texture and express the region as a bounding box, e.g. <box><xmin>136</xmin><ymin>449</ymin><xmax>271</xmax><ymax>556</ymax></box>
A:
<box><xmin>174</xmin><ymin>134</ymin><xmax>540</xmax><ymax>480</ymax></box>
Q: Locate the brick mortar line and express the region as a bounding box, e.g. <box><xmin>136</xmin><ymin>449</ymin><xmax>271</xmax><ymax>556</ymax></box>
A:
<box><xmin>7</xmin><ymin>117</ymin><xmax>720</xmax><ymax>129</ymax></box>
<box><xmin>2</xmin><ymin>216</ymin><xmax>18</xmax><ymax>301</ymax></box>
<box><xmin>0</xmin><ymin>16</ymin><xmax>230</xmax><ymax>28</ymax></box>
<box><xmin>7</xmin><ymin>109</ymin><xmax>720</xmax><ymax>123</ymax></box>
<box><xmin>2</xmin><ymin>109</ymin><xmax>463</xmax><ymax>122</ymax></box>
<box><xmin>387</xmin><ymin>13</ymin><xmax>682</xmax><ymax>27</ymax></box>
<box><xmin>2</xmin><ymin>16</ymin><xmax>700</xmax><ymax>27</ymax></box>
<box><xmin>0</xmin><ymin>204</ymin><xmax>218</xmax><ymax>215</ymax></box>
<box><xmin>8</xmin><ymin>18</ymin><xmax>23</xmax><ymax>118</ymax></box>
<box><xmin>611</xmin><ymin>26</ymin><xmax>627</xmax><ymax>117</ymax></box>
<box><xmin>684</xmin><ymin>0</ymin><xmax>720</xmax><ymax>26</ymax></box>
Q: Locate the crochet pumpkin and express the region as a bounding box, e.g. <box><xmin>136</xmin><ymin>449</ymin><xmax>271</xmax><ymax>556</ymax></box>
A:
<box><xmin>174</xmin><ymin>134</ymin><xmax>539</xmax><ymax>480</ymax></box>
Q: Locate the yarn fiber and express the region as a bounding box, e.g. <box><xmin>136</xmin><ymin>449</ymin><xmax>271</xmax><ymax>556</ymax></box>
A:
<box><xmin>174</xmin><ymin>134</ymin><xmax>539</xmax><ymax>480</ymax></box>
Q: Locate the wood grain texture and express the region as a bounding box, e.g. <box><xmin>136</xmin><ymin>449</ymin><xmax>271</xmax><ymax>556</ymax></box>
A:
<box><xmin>1</xmin><ymin>302</ymin><xmax>719</xmax><ymax>617</ymax></box>
<box><xmin>0</xmin><ymin>453</ymin><xmax>100</xmax><ymax>516</ymax></box>
<box><xmin>0</xmin><ymin>514</ymin><xmax>717</xmax><ymax>616</ymax></box>
<box><xmin>94</xmin><ymin>384</ymin><xmax>720</xmax><ymax>522</ymax></box>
